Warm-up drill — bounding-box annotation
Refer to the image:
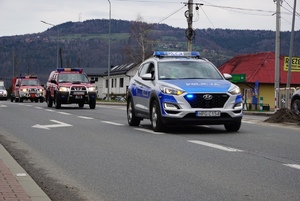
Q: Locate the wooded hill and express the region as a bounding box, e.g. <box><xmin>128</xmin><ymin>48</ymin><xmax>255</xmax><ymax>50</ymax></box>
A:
<box><xmin>1</xmin><ymin>19</ymin><xmax>299</xmax><ymax>85</ymax></box>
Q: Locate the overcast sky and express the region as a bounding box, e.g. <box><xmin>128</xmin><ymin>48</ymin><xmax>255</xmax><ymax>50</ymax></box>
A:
<box><xmin>0</xmin><ymin>0</ymin><xmax>299</xmax><ymax>37</ymax></box>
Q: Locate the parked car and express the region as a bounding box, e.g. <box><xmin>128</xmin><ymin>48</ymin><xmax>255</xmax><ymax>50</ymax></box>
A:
<box><xmin>126</xmin><ymin>51</ymin><xmax>243</xmax><ymax>132</ymax></box>
<box><xmin>45</xmin><ymin>68</ymin><xmax>97</xmax><ymax>109</ymax></box>
<box><xmin>291</xmin><ymin>88</ymin><xmax>300</xmax><ymax>115</ymax></box>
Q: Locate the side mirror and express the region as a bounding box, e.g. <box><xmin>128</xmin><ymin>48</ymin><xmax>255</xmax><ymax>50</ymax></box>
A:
<box><xmin>223</xmin><ymin>73</ymin><xmax>232</xmax><ymax>80</ymax></box>
<box><xmin>50</xmin><ymin>80</ymin><xmax>57</xmax><ymax>84</ymax></box>
<box><xmin>90</xmin><ymin>80</ymin><xmax>95</xmax><ymax>84</ymax></box>
<box><xmin>141</xmin><ymin>73</ymin><xmax>154</xmax><ymax>80</ymax></box>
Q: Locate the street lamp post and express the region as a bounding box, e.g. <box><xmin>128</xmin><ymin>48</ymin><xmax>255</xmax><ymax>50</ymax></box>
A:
<box><xmin>41</xmin><ymin>20</ymin><xmax>59</xmax><ymax>68</ymax></box>
<box><xmin>107</xmin><ymin>0</ymin><xmax>111</xmax><ymax>100</ymax></box>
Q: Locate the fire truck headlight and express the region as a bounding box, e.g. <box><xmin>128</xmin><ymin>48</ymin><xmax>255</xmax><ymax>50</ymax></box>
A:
<box><xmin>88</xmin><ymin>86</ymin><xmax>97</xmax><ymax>92</ymax></box>
<box><xmin>59</xmin><ymin>87</ymin><xmax>69</xmax><ymax>92</ymax></box>
<box><xmin>21</xmin><ymin>88</ymin><xmax>27</xmax><ymax>92</ymax></box>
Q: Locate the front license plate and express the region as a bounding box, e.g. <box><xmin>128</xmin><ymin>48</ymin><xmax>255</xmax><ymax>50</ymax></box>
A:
<box><xmin>196</xmin><ymin>111</ymin><xmax>221</xmax><ymax>117</ymax></box>
<box><xmin>75</xmin><ymin>95</ymin><xmax>82</xmax><ymax>99</ymax></box>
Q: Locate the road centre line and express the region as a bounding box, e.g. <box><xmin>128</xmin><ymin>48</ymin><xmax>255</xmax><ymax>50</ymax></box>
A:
<box><xmin>45</xmin><ymin>109</ymin><xmax>55</xmax><ymax>112</ymax></box>
<box><xmin>78</xmin><ymin>116</ymin><xmax>94</xmax><ymax>119</ymax></box>
<box><xmin>134</xmin><ymin>127</ymin><xmax>165</xmax><ymax>134</ymax></box>
<box><xmin>57</xmin><ymin>112</ymin><xmax>72</xmax><ymax>115</ymax></box>
<box><xmin>101</xmin><ymin>121</ymin><xmax>124</xmax><ymax>126</ymax></box>
<box><xmin>188</xmin><ymin>140</ymin><xmax>244</xmax><ymax>152</ymax></box>
<box><xmin>284</xmin><ymin>164</ymin><xmax>300</xmax><ymax>170</ymax></box>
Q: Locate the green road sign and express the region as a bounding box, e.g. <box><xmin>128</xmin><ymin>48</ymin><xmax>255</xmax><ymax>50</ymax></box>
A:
<box><xmin>231</xmin><ymin>74</ymin><xmax>246</xmax><ymax>83</ymax></box>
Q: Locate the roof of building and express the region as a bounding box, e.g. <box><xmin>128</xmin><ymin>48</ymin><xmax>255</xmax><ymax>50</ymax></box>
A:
<box><xmin>218</xmin><ymin>52</ymin><xmax>300</xmax><ymax>85</ymax></box>
<box><xmin>83</xmin><ymin>63</ymin><xmax>138</xmax><ymax>77</ymax></box>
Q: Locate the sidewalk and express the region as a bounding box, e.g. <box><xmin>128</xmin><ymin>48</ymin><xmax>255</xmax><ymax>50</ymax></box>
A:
<box><xmin>0</xmin><ymin>144</ymin><xmax>51</xmax><ymax>201</ymax></box>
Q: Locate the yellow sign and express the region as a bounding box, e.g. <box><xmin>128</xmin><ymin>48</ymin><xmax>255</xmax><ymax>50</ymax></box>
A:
<box><xmin>284</xmin><ymin>56</ymin><xmax>300</xmax><ymax>72</ymax></box>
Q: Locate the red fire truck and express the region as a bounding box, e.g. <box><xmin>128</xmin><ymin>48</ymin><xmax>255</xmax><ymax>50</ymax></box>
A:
<box><xmin>11</xmin><ymin>76</ymin><xmax>45</xmax><ymax>102</ymax></box>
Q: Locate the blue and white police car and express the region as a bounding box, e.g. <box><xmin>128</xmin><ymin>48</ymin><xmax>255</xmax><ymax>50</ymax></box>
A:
<box><xmin>126</xmin><ymin>51</ymin><xmax>243</xmax><ymax>132</ymax></box>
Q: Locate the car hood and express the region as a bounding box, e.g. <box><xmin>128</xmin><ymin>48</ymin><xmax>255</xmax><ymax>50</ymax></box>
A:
<box><xmin>160</xmin><ymin>79</ymin><xmax>233</xmax><ymax>93</ymax></box>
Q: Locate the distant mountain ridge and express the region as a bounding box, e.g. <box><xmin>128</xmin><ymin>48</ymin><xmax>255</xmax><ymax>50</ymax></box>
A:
<box><xmin>0</xmin><ymin>19</ymin><xmax>299</xmax><ymax>85</ymax></box>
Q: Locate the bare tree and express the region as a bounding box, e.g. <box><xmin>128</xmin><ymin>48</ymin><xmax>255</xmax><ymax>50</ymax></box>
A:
<box><xmin>124</xmin><ymin>14</ymin><xmax>153</xmax><ymax>63</ymax></box>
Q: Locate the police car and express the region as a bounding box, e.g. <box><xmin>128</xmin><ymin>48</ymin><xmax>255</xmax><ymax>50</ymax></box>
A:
<box><xmin>126</xmin><ymin>51</ymin><xmax>243</xmax><ymax>132</ymax></box>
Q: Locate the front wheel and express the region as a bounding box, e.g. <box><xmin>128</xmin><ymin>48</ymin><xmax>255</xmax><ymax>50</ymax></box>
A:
<box><xmin>89</xmin><ymin>99</ymin><xmax>96</xmax><ymax>109</ymax></box>
<box><xmin>224</xmin><ymin>121</ymin><xmax>241</xmax><ymax>132</ymax></box>
<box><xmin>291</xmin><ymin>99</ymin><xmax>300</xmax><ymax>116</ymax></box>
<box><xmin>55</xmin><ymin>94</ymin><xmax>61</xmax><ymax>109</ymax></box>
<box><xmin>151</xmin><ymin>100</ymin><xmax>164</xmax><ymax>132</ymax></box>
<box><xmin>47</xmin><ymin>92</ymin><xmax>53</xmax><ymax>107</ymax></box>
<box><xmin>127</xmin><ymin>98</ymin><xmax>141</xmax><ymax>126</ymax></box>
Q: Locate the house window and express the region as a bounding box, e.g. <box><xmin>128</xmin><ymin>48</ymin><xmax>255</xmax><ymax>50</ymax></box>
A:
<box><xmin>120</xmin><ymin>78</ymin><xmax>124</xmax><ymax>88</ymax></box>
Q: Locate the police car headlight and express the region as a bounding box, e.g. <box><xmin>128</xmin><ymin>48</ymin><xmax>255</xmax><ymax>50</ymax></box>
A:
<box><xmin>3</xmin><ymin>90</ymin><xmax>7</xmax><ymax>95</ymax></box>
<box><xmin>38</xmin><ymin>89</ymin><xmax>43</xmax><ymax>92</ymax></box>
<box><xmin>59</xmin><ymin>87</ymin><xmax>69</xmax><ymax>92</ymax></box>
<box><xmin>88</xmin><ymin>86</ymin><xmax>97</xmax><ymax>92</ymax></box>
<box><xmin>161</xmin><ymin>86</ymin><xmax>184</xmax><ymax>96</ymax></box>
<box><xmin>21</xmin><ymin>88</ymin><xmax>27</xmax><ymax>92</ymax></box>
<box><xmin>228</xmin><ymin>86</ymin><xmax>241</xmax><ymax>95</ymax></box>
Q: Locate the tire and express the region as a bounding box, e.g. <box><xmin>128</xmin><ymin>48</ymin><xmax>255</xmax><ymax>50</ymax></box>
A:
<box><xmin>19</xmin><ymin>98</ymin><xmax>23</xmax><ymax>102</ymax></box>
<box><xmin>15</xmin><ymin>98</ymin><xmax>19</xmax><ymax>102</ymax></box>
<box><xmin>151</xmin><ymin>100</ymin><xmax>164</xmax><ymax>132</ymax></box>
<box><xmin>79</xmin><ymin>102</ymin><xmax>84</xmax><ymax>108</ymax></box>
<box><xmin>47</xmin><ymin>92</ymin><xmax>53</xmax><ymax>107</ymax></box>
<box><xmin>224</xmin><ymin>121</ymin><xmax>241</xmax><ymax>132</ymax></box>
<box><xmin>291</xmin><ymin>99</ymin><xmax>300</xmax><ymax>116</ymax></box>
<box><xmin>10</xmin><ymin>98</ymin><xmax>13</xmax><ymax>102</ymax></box>
<box><xmin>55</xmin><ymin>94</ymin><xmax>61</xmax><ymax>109</ymax></box>
<box><xmin>89</xmin><ymin>99</ymin><xmax>96</xmax><ymax>109</ymax></box>
<box><xmin>127</xmin><ymin>98</ymin><xmax>141</xmax><ymax>126</ymax></box>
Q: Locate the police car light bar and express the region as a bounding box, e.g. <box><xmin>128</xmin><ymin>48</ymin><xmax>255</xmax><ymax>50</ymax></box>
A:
<box><xmin>57</xmin><ymin>68</ymin><xmax>83</xmax><ymax>73</ymax></box>
<box><xmin>153</xmin><ymin>51</ymin><xmax>200</xmax><ymax>58</ymax></box>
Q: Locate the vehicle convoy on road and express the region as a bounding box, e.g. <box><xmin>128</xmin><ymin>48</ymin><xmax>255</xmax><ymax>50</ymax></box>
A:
<box><xmin>291</xmin><ymin>88</ymin><xmax>300</xmax><ymax>115</ymax></box>
<box><xmin>11</xmin><ymin>76</ymin><xmax>45</xmax><ymax>103</ymax></box>
<box><xmin>126</xmin><ymin>51</ymin><xmax>243</xmax><ymax>132</ymax></box>
<box><xmin>45</xmin><ymin>68</ymin><xmax>98</xmax><ymax>109</ymax></box>
<box><xmin>0</xmin><ymin>80</ymin><xmax>7</xmax><ymax>100</ymax></box>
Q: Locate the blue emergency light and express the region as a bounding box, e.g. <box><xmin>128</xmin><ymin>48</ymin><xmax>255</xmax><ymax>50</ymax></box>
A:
<box><xmin>153</xmin><ymin>51</ymin><xmax>200</xmax><ymax>58</ymax></box>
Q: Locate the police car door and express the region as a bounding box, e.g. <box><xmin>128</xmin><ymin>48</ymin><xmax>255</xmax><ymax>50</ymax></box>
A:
<box><xmin>135</xmin><ymin>62</ymin><xmax>155</xmax><ymax>114</ymax></box>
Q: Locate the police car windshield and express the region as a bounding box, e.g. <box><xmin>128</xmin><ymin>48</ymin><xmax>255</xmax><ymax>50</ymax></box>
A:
<box><xmin>158</xmin><ymin>61</ymin><xmax>223</xmax><ymax>80</ymax></box>
<box><xmin>58</xmin><ymin>74</ymin><xmax>89</xmax><ymax>83</ymax></box>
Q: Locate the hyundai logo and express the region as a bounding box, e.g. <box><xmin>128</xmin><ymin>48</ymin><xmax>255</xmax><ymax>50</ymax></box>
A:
<box><xmin>203</xmin><ymin>94</ymin><xmax>213</xmax><ymax>100</ymax></box>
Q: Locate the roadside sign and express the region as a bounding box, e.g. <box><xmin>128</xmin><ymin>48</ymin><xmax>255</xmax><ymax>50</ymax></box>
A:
<box><xmin>284</xmin><ymin>56</ymin><xmax>300</xmax><ymax>72</ymax></box>
<box><xmin>231</xmin><ymin>74</ymin><xmax>246</xmax><ymax>83</ymax></box>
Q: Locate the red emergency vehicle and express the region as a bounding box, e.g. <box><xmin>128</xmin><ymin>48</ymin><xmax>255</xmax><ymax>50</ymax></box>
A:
<box><xmin>11</xmin><ymin>76</ymin><xmax>45</xmax><ymax>102</ymax></box>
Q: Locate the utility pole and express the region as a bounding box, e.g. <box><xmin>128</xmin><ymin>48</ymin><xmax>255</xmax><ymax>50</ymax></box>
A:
<box><xmin>274</xmin><ymin>0</ymin><xmax>281</xmax><ymax>111</ymax></box>
<box><xmin>187</xmin><ymin>0</ymin><xmax>193</xmax><ymax>51</ymax></box>
<box><xmin>285</xmin><ymin>0</ymin><xmax>297</xmax><ymax>108</ymax></box>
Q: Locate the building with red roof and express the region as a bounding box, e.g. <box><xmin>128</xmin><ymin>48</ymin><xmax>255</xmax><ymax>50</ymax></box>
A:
<box><xmin>218</xmin><ymin>52</ymin><xmax>300</xmax><ymax>110</ymax></box>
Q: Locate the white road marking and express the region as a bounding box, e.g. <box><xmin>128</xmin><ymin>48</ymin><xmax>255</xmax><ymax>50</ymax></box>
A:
<box><xmin>0</xmin><ymin>105</ymin><xmax>7</xmax><ymax>107</ymax></box>
<box><xmin>101</xmin><ymin>121</ymin><xmax>124</xmax><ymax>126</ymax></box>
<box><xmin>134</xmin><ymin>127</ymin><xmax>165</xmax><ymax>134</ymax></box>
<box><xmin>45</xmin><ymin>109</ymin><xmax>55</xmax><ymax>112</ymax></box>
<box><xmin>58</xmin><ymin>112</ymin><xmax>72</xmax><ymax>115</ymax></box>
<box><xmin>78</xmin><ymin>116</ymin><xmax>94</xmax><ymax>119</ymax></box>
<box><xmin>25</xmin><ymin>104</ymin><xmax>33</xmax><ymax>107</ymax></box>
<box><xmin>32</xmin><ymin>120</ymin><xmax>72</xmax><ymax>130</ymax></box>
<box><xmin>188</xmin><ymin>140</ymin><xmax>244</xmax><ymax>152</ymax></box>
<box><xmin>284</xmin><ymin>164</ymin><xmax>300</xmax><ymax>170</ymax></box>
<box><xmin>35</xmin><ymin>107</ymin><xmax>43</xmax><ymax>109</ymax></box>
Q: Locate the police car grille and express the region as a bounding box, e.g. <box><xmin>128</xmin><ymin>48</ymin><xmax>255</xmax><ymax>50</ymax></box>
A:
<box><xmin>71</xmin><ymin>86</ymin><xmax>87</xmax><ymax>91</ymax></box>
<box><xmin>29</xmin><ymin>88</ymin><xmax>38</xmax><ymax>93</ymax></box>
<box><xmin>185</xmin><ymin>94</ymin><xmax>229</xmax><ymax>108</ymax></box>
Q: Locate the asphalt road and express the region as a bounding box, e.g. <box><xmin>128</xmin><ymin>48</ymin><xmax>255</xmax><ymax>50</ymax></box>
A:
<box><xmin>0</xmin><ymin>101</ymin><xmax>299</xmax><ymax>201</ymax></box>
